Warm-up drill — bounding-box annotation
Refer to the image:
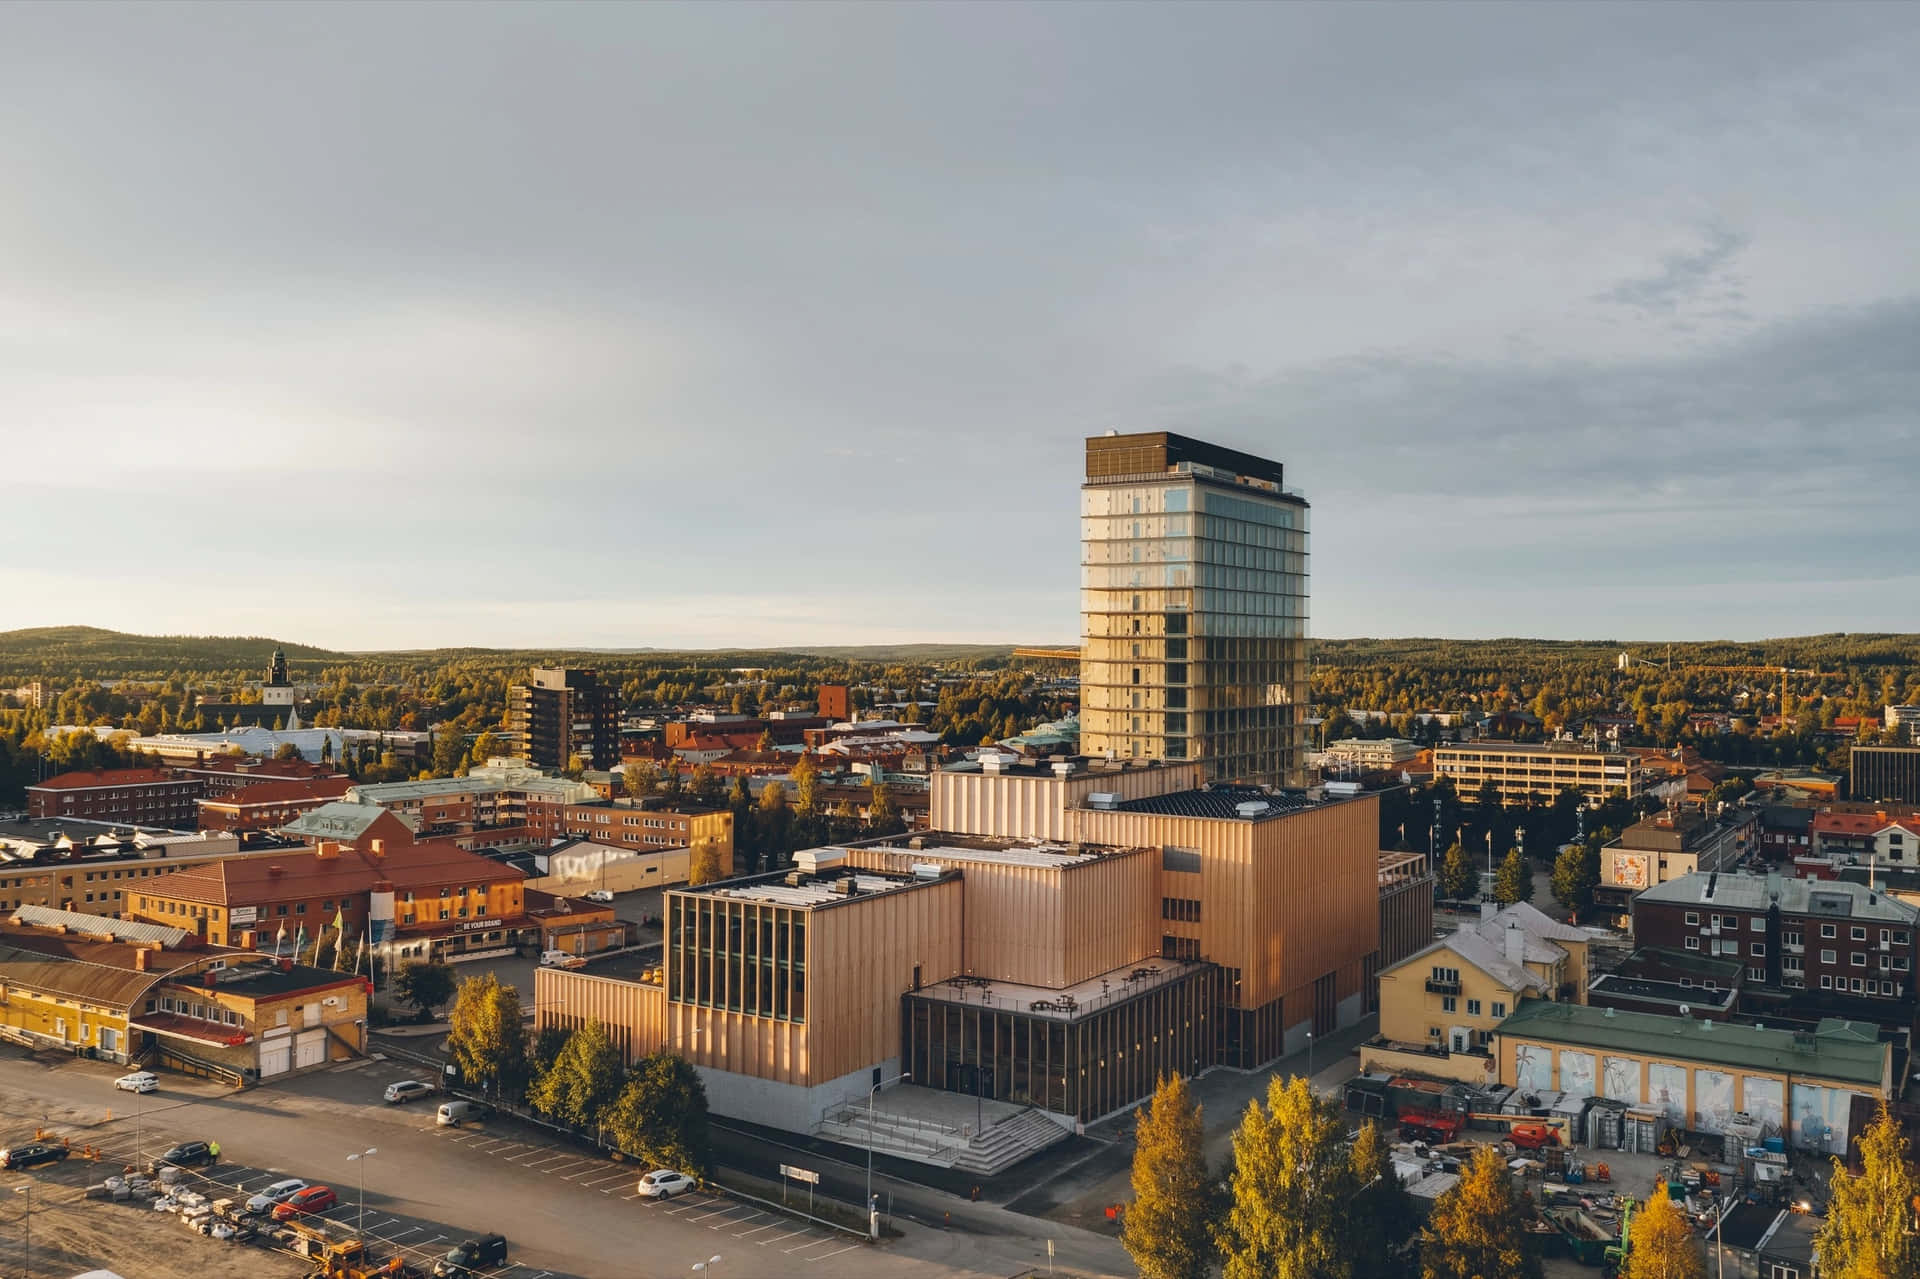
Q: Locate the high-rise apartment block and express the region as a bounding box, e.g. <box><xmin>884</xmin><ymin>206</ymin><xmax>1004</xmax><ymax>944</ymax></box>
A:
<box><xmin>508</xmin><ymin>667</ymin><xmax>620</xmax><ymax>771</ymax></box>
<box><xmin>1079</xmin><ymin>431</ymin><xmax>1309</xmax><ymax>785</ymax></box>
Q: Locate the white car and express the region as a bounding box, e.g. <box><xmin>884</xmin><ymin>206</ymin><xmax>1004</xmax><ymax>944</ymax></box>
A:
<box><xmin>114</xmin><ymin>1071</ymin><xmax>159</xmax><ymax>1094</ymax></box>
<box><xmin>584</xmin><ymin>889</ymin><xmax>615</xmax><ymax>903</ymax></box>
<box><xmin>539</xmin><ymin>950</ymin><xmax>587</xmax><ymax>969</ymax></box>
<box><xmin>244</xmin><ymin>1178</ymin><xmax>308</xmax><ymax>1214</ymax></box>
<box><xmin>635</xmin><ymin>1169</ymin><xmax>695</xmax><ymax>1199</ymax></box>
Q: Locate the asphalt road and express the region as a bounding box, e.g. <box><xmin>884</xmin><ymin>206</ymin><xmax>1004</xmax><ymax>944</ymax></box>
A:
<box><xmin>0</xmin><ymin>1047</ymin><xmax>1129</xmax><ymax>1279</ymax></box>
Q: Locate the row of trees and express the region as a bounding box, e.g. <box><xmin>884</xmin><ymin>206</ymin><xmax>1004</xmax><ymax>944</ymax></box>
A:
<box><xmin>441</xmin><ymin>973</ymin><xmax>709</xmax><ymax>1174</ymax></box>
<box><xmin>1124</xmin><ymin>1074</ymin><xmax>1714</xmax><ymax>1279</ymax></box>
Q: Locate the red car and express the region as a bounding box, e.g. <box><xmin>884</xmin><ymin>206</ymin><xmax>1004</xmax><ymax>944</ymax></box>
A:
<box><xmin>272</xmin><ymin>1185</ymin><xmax>338</xmax><ymax>1220</ymax></box>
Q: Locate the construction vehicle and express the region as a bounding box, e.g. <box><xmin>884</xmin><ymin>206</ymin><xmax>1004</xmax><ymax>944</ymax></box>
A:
<box><xmin>1507</xmin><ymin>1121</ymin><xmax>1562</xmax><ymax>1151</ymax></box>
<box><xmin>280</xmin><ymin>1218</ymin><xmax>367</xmax><ymax>1266</ymax></box>
<box><xmin>1601</xmin><ymin>1197</ymin><xmax>1637</xmax><ymax>1277</ymax></box>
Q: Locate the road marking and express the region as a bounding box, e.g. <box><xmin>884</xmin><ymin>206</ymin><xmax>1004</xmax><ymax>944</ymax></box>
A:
<box><xmin>736</xmin><ymin>1220</ymin><xmax>785</xmax><ymax>1240</ymax></box>
<box><xmin>581</xmin><ymin>1170</ymin><xmax>628</xmax><ymax>1187</ymax></box>
<box><xmin>758</xmin><ymin>1225</ymin><xmax>811</xmax><ymax>1245</ymax></box>
<box><xmin>783</xmin><ymin>1234</ymin><xmax>828</xmax><ymax>1253</ymax></box>
<box><xmin>524</xmin><ymin>1154</ymin><xmax>574</xmax><ymax>1170</ymax></box>
<box><xmin>807</xmin><ymin>1242</ymin><xmax>862</xmax><ymax>1262</ymax></box>
<box><xmin>696</xmin><ymin>1204</ymin><xmax>755</xmax><ymax>1225</ymax></box>
<box><xmin>559</xmin><ymin>1163</ymin><xmax>607</xmax><ymax>1180</ymax></box>
<box><xmin>725</xmin><ymin>1211</ymin><xmax>770</xmax><ymax>1233</ymax></box>
<box><xmin>390</xmin><ymin>1225</ymin><xmax>422</xmax><ymax>1239</ymax></box>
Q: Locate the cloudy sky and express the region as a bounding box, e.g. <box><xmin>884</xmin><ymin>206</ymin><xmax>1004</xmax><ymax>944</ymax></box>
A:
<box><xmin>3</xmin><ymin>3</ymin><xmax>1916</xmax><ymax>650</ymax></box>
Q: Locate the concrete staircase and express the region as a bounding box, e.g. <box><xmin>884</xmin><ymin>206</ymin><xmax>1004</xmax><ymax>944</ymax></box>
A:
<box><xmin>817</xmin><ymin>1104</ymin><xmax>1070</xmax><ymax>1177</ymax></box>
<box><xmin>947</xmin><ymin>1108</ymin><xmax>1070</xmax><ymax>1176</ymax></box>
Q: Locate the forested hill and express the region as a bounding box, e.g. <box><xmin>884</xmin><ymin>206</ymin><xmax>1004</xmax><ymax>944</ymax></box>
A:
<box><xmin>0</xmin><ymin>627</ymin><xmax>1020</xmax><ymax>680</ymax></box>
<box><xmin>1313</xmin><ymin>634</ymin><xmax>1920</xmax><ymax>670</ymax></box>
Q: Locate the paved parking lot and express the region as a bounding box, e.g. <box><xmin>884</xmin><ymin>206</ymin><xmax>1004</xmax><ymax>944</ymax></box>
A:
<box><xmin>433</xmin><ymin>1117</ymin><xmax>865</xmax><ymax>1265</ymax></box>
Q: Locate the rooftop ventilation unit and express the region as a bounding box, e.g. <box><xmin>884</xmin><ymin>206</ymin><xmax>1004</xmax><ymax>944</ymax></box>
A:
<box><xmin>1087</xmin><ymin>792</ymin><xmax>1121</xmax><ymax>811</ymax></box>
<box><xmin>1235</xmin><ymin>801</ymin><xmax>1269</xmax><ymax>818</ymax></box>
<box><xmin>793</xmin><ymin>847</ymin><xmax>847</xmax><ymax>875</ymax></box>
<box><xmin>911</xmin><ymin>863</ymin><xmax>942</xmax><ymax>880</ymax></box>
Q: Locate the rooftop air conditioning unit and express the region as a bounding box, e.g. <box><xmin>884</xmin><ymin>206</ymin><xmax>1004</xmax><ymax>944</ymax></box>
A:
<box><xmin>911</xmin><ymin>863</ymin><xmax>941</xmax><ymax>880</ymax></box>
<box><xmin>1235</xmin><ymin>801</ymin><xmax>1269</xmax><ymax>818</ymax></box>
<box><xmin>1087</xmin><ymin>792</ymin><xmax>1121</xmax><ymax>811</ymax></box>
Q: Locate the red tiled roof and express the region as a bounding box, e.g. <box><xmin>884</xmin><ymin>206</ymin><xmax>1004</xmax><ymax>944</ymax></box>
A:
<box><xmin>1812</xmin><ymin>811</ymin><xmax>1920</xmax><ymax>837</ymax></box>
<box><xmin>145</xmin><ymin>841</ymin><xmax>524</xmax><ymax>908</ymax></box>
<box><xmin>28</xmin><ymin>768</ymin><xmax>180</xmax><ymax>791</ymax></box>
<box><xmin>200</xmin><ymin>777</ymin><xmax>356</xmax><ymax>809</ymax></box>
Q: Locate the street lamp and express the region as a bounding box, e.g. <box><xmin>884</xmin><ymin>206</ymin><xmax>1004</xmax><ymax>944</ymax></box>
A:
<box><xmin>1305</xmin><ymin>1032</ymin><xmax>1315</xmax><ymax>1091</ymax></box>
<box><xmin>691</xmin><ymin>1256</ymin><xmax>722</xmax><ymax>1275</ymax></box>
<box><xmin>347</xmin><ymin>1147</ymin><xmax>377</xmax><ymax>1240</ymax></box>
<box><xmin>16</xmin><ymin>1184</ymin><xmax>30</xmax><ymax>1279</ymax></box>
<box><xmin>865</xmin><ymin>1072</ymin><xmax>910</xmax><ymax>1225</ymax></box>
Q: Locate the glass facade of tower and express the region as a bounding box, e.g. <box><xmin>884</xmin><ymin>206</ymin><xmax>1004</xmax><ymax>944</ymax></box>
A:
<box><xmin>1080</xmin><ymin>434</ymin><xmax>1309</xmax><ymax>785</ymax></box>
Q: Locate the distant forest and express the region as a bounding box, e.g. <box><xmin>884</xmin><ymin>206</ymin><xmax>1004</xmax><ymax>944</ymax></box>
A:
<box><xmin>3</xmin><ymin>626</ymin><xmax>1917</xmax><ymax>802</ymax></box>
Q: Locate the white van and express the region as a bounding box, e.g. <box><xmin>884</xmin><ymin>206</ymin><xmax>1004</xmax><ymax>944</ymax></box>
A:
<box><xmin>436</xmin><ymin>1100</ymin><xmax>476</xmax><ymax>1126</ymax></box>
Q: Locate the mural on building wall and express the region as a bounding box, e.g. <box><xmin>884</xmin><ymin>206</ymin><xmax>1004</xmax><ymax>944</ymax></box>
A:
<box><xmin>1514</xmin><ymin>1044</ymin><xmax>1552</xmax><ymax>1097</ymax></box>
<box><xmin>1792</xmin><ymin>1085</ymin><xmax>1854</xmax><ymax>1155</ymax></box>
<box><xmin>1608</xmin><ymin>853</ymin><xmax>1649</xmax><ymax>889</ymax></box>
<box><xmin>1693</xmin><ymin>1070</ymin><xmax>1735</xmax><ymax>1134</ymax></box>
<box><xmin>1558</xmin><ymin>1051</ymin><xmax>1595</xmax><ymax>1101</ymax></box>
<box><xmin>1742</xmin><ymin>1077</ymin><xmax>1784</xmax><ymax>1136</ymax></box>
<box><xmin>1602</xmin><ymin>1056</ymin><xmax>1641</xmax><ymax>1105</ymax></box>
<box><xmin>1647</xmin><ymin>1063</ymin><xmax>1687</xmax><ymax>1125</ymax></box>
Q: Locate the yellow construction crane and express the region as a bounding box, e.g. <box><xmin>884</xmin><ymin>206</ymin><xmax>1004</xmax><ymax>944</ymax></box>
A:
<box><xmin>1010</xmin><ymin>646</ymin><xmax>1081</xmax><ymax>662</ymax></box>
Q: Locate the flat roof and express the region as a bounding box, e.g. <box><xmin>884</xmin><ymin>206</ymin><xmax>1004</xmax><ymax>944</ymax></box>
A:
<box><xmin>1117</xmin><ymin>784</ymin><xmax>1326</xmax><ymax>820</ymax></box>
<box><xmin>1435</xmin><ymin>742</ymin><xmax>1631</xmax><ymax>758</ymax></box>
<box><xmin>910</xmin><ymin>957</ymin><xmax>1208</xmax><ymax>1020</ymax></box>
<box><xmin>702</xmin><ymin>872</ymin><xmax>931</xmax><ymax>908</ymax></box>
<box><xmin>1499</xmin><ymin>998</ymin><xmax>1888</xmax><ymax>1087</ymax></box>
<box><xmin>1638</xmin><ymin>872</ymin><xmax>1919</xmax><ymax>924</ymax></box>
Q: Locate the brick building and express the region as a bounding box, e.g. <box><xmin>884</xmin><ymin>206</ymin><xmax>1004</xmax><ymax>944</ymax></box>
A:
<box><xmin>27</xmin><ymin>768</ymin><xmax>205</xmax><ymax>827</ymax></box>
<box><xmin>196</xmin><ymin>777</ymin><xmax>357</xmax><ymax>832</ymax></box>
<box><xmin>168</xmin><ymin>756</ymin><xmax>345</xmax><ymax>797</ymax></box>
<box><xmin>1632</xmin><ymin>872</ymin><xmax>1919</xmax><ymax>1007</ymax></box>
<box><xmin>509</xmin><ymin>667</ymin><xmax>620</xmax><ymax>770</ymax></box>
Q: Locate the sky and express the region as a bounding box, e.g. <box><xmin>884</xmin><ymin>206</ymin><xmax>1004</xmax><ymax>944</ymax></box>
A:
<box><xmin>2</xmin><ymin>3</ymin><xmax>1916</xmax><ymax>651</ymax></box>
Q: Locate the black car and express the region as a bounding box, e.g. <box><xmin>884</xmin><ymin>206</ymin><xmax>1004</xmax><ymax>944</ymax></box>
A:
<box><xmin>155</xmin><ymin>1141</ymin><xmax>216</xmax><ymax>1169</ymax></box>
<box><xmin>434</xmin><ymin>1233</ymin><xmax>509</xmax><ymax>1277</ymax></box>
<box><xmin>0</xmin><ymin>1141</ymin><xmax>69</xmax><ymax>1170</ymax></box>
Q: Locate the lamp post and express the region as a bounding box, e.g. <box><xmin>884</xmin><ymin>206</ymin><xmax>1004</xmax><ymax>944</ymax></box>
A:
<box><xmin>16</xmin><ymin>1184</ymin><xmax>30</xmax><ymax>1279</ymax></box>
<box><xmin>865</xmin><ymin>1072</ymin><xmax>909</xmax><ymax>1230</ymax></box>
<box><xmin>691</xmin><ymin>1255</ymin><xmax>722</xmax><ymax>1276</ymax></box>
<box><xmin>347</xmin><ymin>1147</ymin><xmax>377</xmax><ymax>1240</ymax></box>
<box><xmin>1305</xmin><ymin>1032</ymin><xmax>1315</xmax><ymax>1091</ymax></box>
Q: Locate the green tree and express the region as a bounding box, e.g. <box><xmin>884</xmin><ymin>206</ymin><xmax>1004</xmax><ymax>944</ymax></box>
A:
<box><xmin>446</xmin><ymin>973</ymin><xmax>530</xmax><ymax>1102</ymax></box>
<box><xmin>1622</xmin><ymin>1192</ymin><xmax>1705</xmax><ymax>1279</ymax></box>
<box><xmin>274</xmin><ymin>740</ymin><xmax>303</xmax><ymax>761</ymax></box>
<box><xmin>468</xmin><ymin>729</ymin><xmax>499</xmax><ymax>767</ymax></box>
<box><xmin>1347</xmin><ymin>1120</ymin><xmax>1418</xmax><ymax>1278</ymax></box>
<box><xmin>1550</xmin><ymin>840</ymin><xmax>1600</xmax><ymax>919</ymax></box>
<box><xmin>530</xmin><ymin>1023</ymin><xmax>570</xmax><ymax>1083</ymax></box>
<box><xmin>690</xmin><ymin>761</ymin><xmax>723</xmax><ymax>807</ymax></box>
<box><xmin>1218</xmin><ymin>1075</ymin><xmax>1353</xmax><ymax>1279</ymax></box>
<box><xmin>604</xmin><ymin>1050</ymin><xmax>711</xmax><ymax>1175</ymax></box>
<box><xmin>1420</xmin><ymin>1145</ymin><xmax>1541</xmax><ymax>1279</ymax></box>
<box><xmin>1816</xmin><ymin>1102</ymin><xmax>1920</xmax><ymax>1279</ymax></box>
<box><xmin>1494</xmin><ymin>847</ymin><xmax>1529</xmax><ymax>905</ymax></box>
<box><xmin>868</xmin><ymin>777</ymin><xmax>902</xmax><ymax>833</ymax></box>
<box><xmin>689</xmin><ymin>838</ymin><xmax>723</xmax><ymax>886</ymax></box>
<box><xmin>790</xmin><ymin>753</ymin><xmax>819</xmax><ymax>815</ymax></box>
<box><xmin>528</xmin><ymin>1019</ymin><xmax>625</xmax><ymax>1130</ymax></box>
<box><xmin>1439</xmin><ymin>842</ymin><xmax>1476</xmax><ymax>902</ymax></box>
<box><xmin>393</xmin><ymin>960</ymin><xmax>456</xmax><ymax>1017</ymax></box>
<box><xmin>431</xmin><ymin>725</ymin><xmax>468</xmax><ymax>777</ymax></box>
<box><xmin>1121</xmin><ymin>1074</ymin><xmax>1214</xmax><ymax>1279</ymax></box>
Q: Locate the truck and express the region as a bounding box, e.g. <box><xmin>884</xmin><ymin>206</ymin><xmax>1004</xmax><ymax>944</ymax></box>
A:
<box><xmin>1398</xmin><ymin>1108</ymin><xmax>1466</xmax><ymax>1145</ymax></box>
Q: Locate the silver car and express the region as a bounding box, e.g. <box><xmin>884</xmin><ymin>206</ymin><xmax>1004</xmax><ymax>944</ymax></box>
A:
<box><xmin>245</xmin><ymin>1178</ymin><xmax>307</xmax><ymax>1214</ymax></box>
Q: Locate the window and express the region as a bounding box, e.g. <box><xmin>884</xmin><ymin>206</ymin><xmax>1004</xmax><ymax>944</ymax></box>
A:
<box><xmin>1751</xmin><ymin>916</ymin><xmax>1765</xmax><ymax>931</ymax></box>
<box><xmin>1442</xmin><ymin>996</ymin><xmax>1457</xmax><ymax>1013</ymax></box>
<box><xmin>1685</xmin><ymin>911</ymin><xmax>1699</xmax><ymax>926</ymax></box>
<box><xmin>1467</xmin><ymin>999</ymin><xmax>1482</xmax><ymax>1016</ymax></box>
<box><xmin>1851</xmin><ymin>977</ymin><xmax>1864</xmax><ymax>992</ymax></box>
<box><xmin>1821</xmin><ymin>975</ymin><xmax>1834</xmax><ymax>990</ymax></box>
<box><xmin>1822</xmin><ymin>924</ymin><xmax>1837</xmax><ymax>938</ymax></box>
<box><xmin>1750</xmin><ymin>967</ymin><xmax>1765</xmax><ymax>981</ymax></box>
<box><xmin>1685</xmin><ymin>936</ymin><xmax>1700</xmax><ymax>951</ymax></box>
<box><xmin>1852</xmin><ymin>926</ymin><xmax>1867</xmax><ymax>941</ymax></box>
<box><xmin>1751</xmin><ymin>943</ymin><xmax>1766</xmax><ymax>957</ymax></box>
<box><xmin>1821</xmin><ymin>949</ymin><xmax>1837</xmax><ymax>964</ymax></box>
<box><xmin>1430</xmin><ymin>966</ymin><xmax>1460</xmax><ymax>984</ymax></box>
<box><xmin>1898</xmin><ymin>932</ymin><xmax>1911</xmax><ymax>945</ymax></box>
<box><xmin>1853</xmin><ymin>953</ymin><xmax>1867</xmax><ymax>967</ymax></box>
<box><xmin>1491</xmin><ymin>1002</ymin><xmax>1506</xmax><ymax>1019</ymax></box>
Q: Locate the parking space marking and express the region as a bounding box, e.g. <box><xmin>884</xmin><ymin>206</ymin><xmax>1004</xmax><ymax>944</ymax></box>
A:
<box><xmin>724</xmin><ymin>1210</ymin><xmax>768</xmax><ymax>1232</ymax></box>
<box><xmin>691</xmin><ymin>1203</ymin><xmax>753</xmax><ymax>1225</ymax></box>
<box><xmin>808</xmin><ymin>1242</ymin><xmax>862</xmax><ymax>1262</ymax></box>
<box><xmin>735</xmin><ymin>1220</ymin><xmax>786</xmax><ymax>1240</ymax></box>
<box><xmin>581</xmin><ymin>1170</ymin><xmax>628</xmax><ymax>1187</ymax></box>
<box><xmin>783</xmin><ymin>1233</ymin><xmax>830</xmax><ymax>1253</ymax></box>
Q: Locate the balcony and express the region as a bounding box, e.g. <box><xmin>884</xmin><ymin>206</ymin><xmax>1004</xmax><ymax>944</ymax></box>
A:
<box><xmin>1425</xmin><ymin>979</ymin><xmax>1462</xmax><ymax>996</ymax></box>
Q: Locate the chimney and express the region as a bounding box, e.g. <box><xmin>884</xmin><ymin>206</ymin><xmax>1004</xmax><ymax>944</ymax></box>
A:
<box><xmin>1506</xmin><ymin>922</ymin><xmax>1526</xmax><ymax>968</ymax></box>
<box><xmin>315</xmin><ymin>841</ymin><xmax>339</xmax><ymax>861</ymax></box>
<box><xmin>135</xmin><ymin>948</ymin><xmax>150</xmax><ymax>972</ymax></box>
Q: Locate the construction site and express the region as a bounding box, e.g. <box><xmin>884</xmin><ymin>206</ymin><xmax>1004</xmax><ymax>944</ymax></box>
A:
<box><xmin>1345</xmin><ymin>1074</ymin><xmax>1826</xmax><ymax>1275</ymax></box>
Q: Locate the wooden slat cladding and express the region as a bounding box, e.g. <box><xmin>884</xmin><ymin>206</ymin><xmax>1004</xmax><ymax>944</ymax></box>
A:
<box><xmin>534</xmin><ymin>965</ymin><xmax>665</xmax><ymax>1064</ymax></box>
<box><xmin>847</xmin><ymin>847</ymin><xmax>1157</xmax><ymax>989</ymax></box>
<box><xmin>807</xmin><ymin>877</ymin><xmax>963</xmax><ymax>1082</ymax></box>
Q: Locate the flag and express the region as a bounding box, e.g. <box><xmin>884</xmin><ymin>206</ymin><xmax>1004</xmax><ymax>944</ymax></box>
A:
<box><xmin>293</xmin><ymin>924</ymin><xmax>306</xmax><ymax>957</ymax></box>
<box><xmin>331</xmin><ymin>907</ymin><xmax>344</xmax><ymax>935</ymax></box>
<box><xmin>353</xmin><ymin>930</ymin><xmax>368</xmax><ymax>976</ymax></box>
